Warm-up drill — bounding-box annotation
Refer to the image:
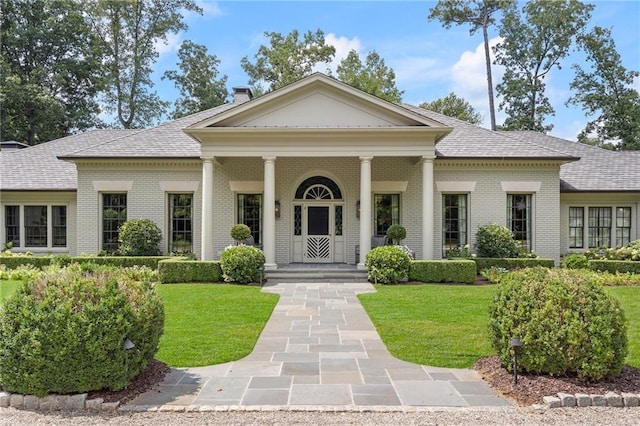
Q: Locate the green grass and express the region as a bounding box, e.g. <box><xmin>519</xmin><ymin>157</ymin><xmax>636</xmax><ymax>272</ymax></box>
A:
<box><xmin>360</xmin><ymin>284</ymin><xmax>640</xmax><ymax>369</ymax></box>
<box><xmin>155</xmin><ymin>284</ymin><xmax>278</xmax><ymax>367</ymax></box>
<box><xmin>359</xmin><ymin>284</ymin><xmax>497</xmax><ymax>368</ymax></box>
<box><xmin>606</xmin><ymin>287</ymin><xmax>640</xmax><ymax>368</ymax></box>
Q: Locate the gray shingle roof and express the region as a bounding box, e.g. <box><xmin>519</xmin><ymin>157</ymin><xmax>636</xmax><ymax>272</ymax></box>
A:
<box><xmin>1</xmin><ymin>130</ymin><xmax>136</xmax><ymax>190</ymax></box>
<box><xmin>503</xmin><ymin>131</ymin><xmax>640</xmax><ymax>192</ymax></box>
<box><xmin>60</xmin><ymin>103</ymin><xmax>236</xmax><ymax>159</ymax></box>
<box><xmin>401</xmin><ymin>104</ymin><xmax>576</xmax><ymax>160</ymax></box>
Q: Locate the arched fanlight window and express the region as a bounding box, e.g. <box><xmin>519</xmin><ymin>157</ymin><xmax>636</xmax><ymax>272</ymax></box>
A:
<box><xmin>295</xmin><ymin>176</ymin><xmax>342</xmax><ymax>200</ymax></box>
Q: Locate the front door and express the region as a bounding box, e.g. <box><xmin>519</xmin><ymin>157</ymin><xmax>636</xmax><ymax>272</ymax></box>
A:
<box><xmin>304</xmin><ymin>205</ymin><xmax>332</xmax><ymax>262</ymax></box>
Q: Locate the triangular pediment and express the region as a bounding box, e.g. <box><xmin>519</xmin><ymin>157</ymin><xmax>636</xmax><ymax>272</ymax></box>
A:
<box><xmin>188</xmin><ymin>73</ymin><xmax>446</xmax><ymax>129</ymax></box>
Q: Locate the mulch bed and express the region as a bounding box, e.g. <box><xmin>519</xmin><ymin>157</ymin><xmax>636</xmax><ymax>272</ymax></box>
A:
<box><xmin>87</xmin><ymin>359</ymin><xmax>170</xmax><ymax>404</ymax></box>
<box><xmin>474</xmin><ymin>356</ymin><xmax>640</xmax><ymax>406</ymax></box>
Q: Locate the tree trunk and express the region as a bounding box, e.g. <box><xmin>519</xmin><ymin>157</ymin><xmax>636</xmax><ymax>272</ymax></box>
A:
<box><xmin>482</xmin><ymin>24</ymin><xmax>497</xmax><ymax>131</ymax></box>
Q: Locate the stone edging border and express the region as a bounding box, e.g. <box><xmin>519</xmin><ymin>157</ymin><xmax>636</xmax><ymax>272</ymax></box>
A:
<box><xmin>0</xmin><ymin>392</ymin><xmax>117</xmax><ymax>412</ymax></box>
<box><xmin>534</xmin><ymin>392</ymin><xmax>639</xmax><ymax>410</ymax></box>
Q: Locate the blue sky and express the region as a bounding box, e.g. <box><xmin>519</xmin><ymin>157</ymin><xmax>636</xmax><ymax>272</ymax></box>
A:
<box><xmin>151</xmin><ymin>1</ymin><xmax>640</xmax><ymax>141</ymax></box>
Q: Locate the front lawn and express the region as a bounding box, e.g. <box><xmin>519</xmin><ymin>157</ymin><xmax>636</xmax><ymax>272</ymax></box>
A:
<box><xmin>359</xmin><ymin>284</ymin><xmax>640</xmax><ymax>369</ymax></box>
<box><xmin>155</xmin><ymin>284</ymin><xmax>278</xmax><ymax>367</ymax></box>
<box><xmin>0</xmin><ymin>280</ymin><xmax>278</xmax><ymax>368</ymax></box>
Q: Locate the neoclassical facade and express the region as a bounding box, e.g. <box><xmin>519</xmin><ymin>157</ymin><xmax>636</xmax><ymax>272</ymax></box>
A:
<box><xmin>1</xmin><ymin>74</ymin><xmax>638</xmax><ymax>267</ymax></box>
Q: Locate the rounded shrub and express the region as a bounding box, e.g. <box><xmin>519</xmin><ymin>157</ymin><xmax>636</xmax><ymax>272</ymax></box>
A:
<box><xmin>386</xmin><ymin>224</ymin><xmax>407</xmax><ymax>245</ymax></box>
<box><xmin>0</xmin><ymin>266</ymin><xmax>164</xmax><ymax>396</ymax></box>
<box><xmin>562</xmin><ymin>253</ymin><xmax>589</xmax><ymax>269</ymax></box>
<box><xmin>118</xmin><ymin>218</ymin><xmax>162</xmax><ymax>256</ymax></box>
<box><xmin>476</xmin><ymin>223</ymin><xmax>518</xmax><ymax>258</ymax></box>
<box><xmin>230</xmin><ymin>224</ymin><xmax>252</xmax><ymax>243</ymax></box>
<box><xmin>365</xmin><ymin>245</ymin><xmax>411</xmax><ymax>284</ymax></box>
<box><xmin>220</xmin><ymin>245</ymin><xmax>265</xmax><ymax>284</ymax></box>
<box><xmin>488</xmin><ymin>267</ymin><xmax>627</xmax><ymax>381</ymax></box>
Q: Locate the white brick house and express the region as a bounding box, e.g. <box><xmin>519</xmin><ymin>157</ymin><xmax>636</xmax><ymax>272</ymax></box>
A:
<box><xmin>1</xmin><ymin>73</ymin><xmax>639</xmax><ymax>267</ymax></box>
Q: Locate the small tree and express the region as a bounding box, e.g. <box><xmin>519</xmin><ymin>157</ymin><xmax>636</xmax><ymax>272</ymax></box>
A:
<box><xmin>386</xmin><ymin>224</ymin><xmax>407</xmax><ymax>245</ymax></box>
<box><xmin>230</xmin><ymin>224</ymin><xmax>252</xmax><ymax>244</ymax></box>
<box><xmin>118</xmin><ymin>219</ymin><xmax>162</xmax><ymax>256</ymax></box>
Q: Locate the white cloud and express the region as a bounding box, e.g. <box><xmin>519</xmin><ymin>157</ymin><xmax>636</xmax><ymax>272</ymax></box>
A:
<box><xmin>197</xmin><ymin>0</ymin><xmax>223</xmax><ymax>17</ymax></box>
<box><xmin>550</xmin><ymin>120</ymin><xmax>585</xmax><ymax>141</ymax></box>
<box><xmin>154</xmin><ymin>32</ymin><xmax>182</xmax><ymax>57</ymax></box>
<box><xmin>316</xmin><ymin>33</ymin><xmax>362</xmax><ymax>74</ymax></box>
<box><xmin>450</xmin><ymin>37</ymin><xmax>505</xmax><ymax>128</ymax></box>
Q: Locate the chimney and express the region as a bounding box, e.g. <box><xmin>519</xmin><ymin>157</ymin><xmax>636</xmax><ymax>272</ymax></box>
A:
<box><xmin>233</xmin><ymin>87</ymin><xmax>253</xmax><ymax>104</ymax></box>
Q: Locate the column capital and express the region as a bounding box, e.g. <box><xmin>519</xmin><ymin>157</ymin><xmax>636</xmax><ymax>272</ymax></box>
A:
<box><xmin>421</xmin><ymin>155</ymin><xmax>436</xmax><ymax>162</ymax></box>
<box><xmin>201</xmin><ymin>157</ymin><xmax>215</xmax><ymax>162</ymax></box>
<box><xmin>359</xmin><ymin>156</ymin><xmax>373</xmax><ymax>162</ymax></box>
<box><xmin>262</xmin><ymin>156</ymin><xmax>277</xmax><ymax>162</ymax></box>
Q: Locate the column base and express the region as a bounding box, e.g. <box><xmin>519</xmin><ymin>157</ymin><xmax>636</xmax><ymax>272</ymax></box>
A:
<box><xmin>357</xmin><ymin>263</ymin><xmax>366</xmax><ymax>271</ymax></box>
<box><xmin>264</xmin><ymin>263</ymin><xmax>278</xmax><ymax>271</ymax></box>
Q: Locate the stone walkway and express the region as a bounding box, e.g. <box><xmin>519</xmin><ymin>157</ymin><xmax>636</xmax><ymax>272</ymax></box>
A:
<box><xmin>124</xmin><ymin>282</ymin><xmax>512</xmax><ymax>410</ymax></box>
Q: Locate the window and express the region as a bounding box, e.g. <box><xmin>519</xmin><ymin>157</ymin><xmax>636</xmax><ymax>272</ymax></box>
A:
<box><xmin>569</xmin><ymin>207</ymin><xmax>584</xmax><ymax>248</ymax></box>
<box><xmin>102</xmin><ymin>193</ymin><xmax>127</xmax><ymax>253</ymax></box>
<box><xmin>507</xmin><ymin>194</ymin><xmax>531</xmax><ymax>250</ymax></box>
<box><xmin>374</xmin><ymin>194</ymin><xmax>399</xmax><ymax>237</ymax></box>
<box><xmin>238</xmin><ymin>194</ymin><xmax>262</xmax><ymax>245</ymax></box>
<box><xmin>443</xmin><ymin>194</ymin><xmax>467</xmax><ymax>256</ymax></box>
<box><xmin>589</xmin><ymin>207</ymin><xmax>611</xmax><ymax>248</ymax></box>
<box><xmin>169</xmin><ymin>194</ymin><xmax>192</xmax><ymax>253</ymax></box>
<box><xmin>5</xmin><ymin>205</ymin><xmax>19</xmax><ymax>247</ymax></box>
<box><xmin>25</xmin><ymin>206</ymin><xmax>47</xmax><ymax>247</ymax></box>
<box><xmin>616</xmin><ymin>207</ymin><xmax>632</xmax><ymax>247</ymax></box>
<box><xmin>52</xmin><ymin>206</ymin><xmax>67</xmax><ymax>247</ymax></box>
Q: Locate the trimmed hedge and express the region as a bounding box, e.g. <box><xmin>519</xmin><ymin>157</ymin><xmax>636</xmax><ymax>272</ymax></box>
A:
<box><xmin>409</xmin><ymin>260</ymin><xmax>477</xmax><ymax>284</ymax></box>
<box><xmin>158</xmin><ymin>259</ymin><xmax>223</xmax><ymax>283</ymax></box>
<box><xmin>473</xmin><ymin>258</ymin><xmax>555</xmax><ymax>274</ymax></box>
<box><xmin>589</xmin><ymin>260</ymin><xmax>640</xmax><ymax>275</ymax></box>
<box><xmin>0</xmin><ymin>266</ymin><xmax>164</xmax><ymax>396</ymax></box>
<box><xmin>0</xmin><ymin>256</ymin><xmax>174</xmax><ymax>270</ymax></box>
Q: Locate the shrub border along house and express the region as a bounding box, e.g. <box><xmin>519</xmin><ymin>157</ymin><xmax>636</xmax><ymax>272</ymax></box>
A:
<box><xmin>409</xmin><ymin>260</ymin><xmax>477</xmax><ymax>284</ymax></box>
<box><xmin>473</xmin><ymin>258</ymin><xmax>555</xmax><ymax>275</ymax></box>
<box><xmin>158</xmin><ymin>258</ymin><xmax>223</xmax><ymax>283</ymax></box>
<box><xmin>589</xmin><ymin>260</ymin><xmax>640</xmax><ymax>275</ymax></box>
<box><xmin>0</xmin><ymin>255</ymin><xmax>175</xmax><ymax>270</ymax></box>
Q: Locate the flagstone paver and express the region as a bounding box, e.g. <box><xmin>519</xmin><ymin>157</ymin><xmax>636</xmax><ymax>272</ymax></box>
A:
<box><xmin>125</xmin><ymin>282</ymin><xmax>513</xmax><ymax>410</ymax></box>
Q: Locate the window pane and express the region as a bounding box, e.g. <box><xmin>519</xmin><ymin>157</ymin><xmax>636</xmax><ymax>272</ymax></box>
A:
<box><xmin>508</xmin><ymin>194</ymin><xmax>531</xmax><ymax>251</ymax></box>
<box><xmin>374</xmin><ymin>194</ymin><xmax>399</xmax><ymax>236</ymax></box>
<box><xmin>308</xmin><ymin>206</ymin><xmax>329</xmax><ymax>235</ymax></box>
<box><xmin>616</xmin><ymin>207</ymin><xmax>631</xmax><ymax>247</ymax></box>
<box><xmin>169</xmin><ymin>194</ymin><xmax>192</xmax><ymax>253</ymax></box>
<box><xmin>4</xmin><ymin>205</ymin><xmax>20</xmax><ymax>247</ymax></box>
<box><xmin>52</xmin><ymin>206</ymin><xmax>67</xmax><ymax>247</ymax></box>
<box><xmin>569</xmin><ymin>207</ymin><xmax>584</xmax><ymax>248</ymax></box>
<box><xmin>443</xmin><ymin>194</ymin><xmax>468</xmax><ymax>256</ymax></box>
<box><xmin>102</xmin><ymin>193</ymin><xmax>127</xmax><ymax>253</ymax></box>
<box><xmin>294</xmin><ymin>205</ymin><xmax>302</xmax><ymax>236</ymax></box>
<box><xmin>335</xmin><ymin>205</ymin><xmax>343</xmax><ymax>236</ymax></box>
<box><xmin>238</xmin><ymin>194</ymin><xmax>262</xmax><ymax>245</ymax></box>
<box><xmin>25</xmin><ymin>206</ymin><xmax>47</xmax><ymax>247</ymax></box>
<box><xmin>588</xmin><ymin>207</ymin><xmax>612</xmax><ymax>248</ymax></box>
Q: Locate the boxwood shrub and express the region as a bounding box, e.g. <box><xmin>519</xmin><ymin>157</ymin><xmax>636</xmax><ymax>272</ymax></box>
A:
<box><xmin>473</xmin><ymin>258</ymin><xmax>555</xmax><ymax>275</ymax></box>
<box><xmin>562</xmin><ymin>253</ymin><xmax>589</xmax><ymax>269</ymax></box>
<box><xmin>589</xmin><ymin>260</ymin><xmax>640</xmax><ymax>275</ymax></box>
<box><xmin>158</xmin><ymin>259</ymin><xmax>223</xmax><ymax>283</ymax></box>
<box><xmin>0</xmin><ymin>266</ymin><xmax>164</xmax><ymax>396</ymax></box>
<box><xmin>488</xmin><ymin>267</ymin><xmax>627</xmax><ymax>381</ymax></box>
<box><xmin>0</xmin><ymin>256</ymin><xmax>172</xmax><ymax>270</ymax></box>
<box><xmin>117</xmin><ymin>219</ymin><xmax>162</xmax><ymax>256</ymax></box>
<box><xmin>409</xmin><ymin>260</ymin><xmax>476</xmax><ymax>284</ymax></box>
<box><xmin>220</xmin><ymin>245</ymin><xmax>265</xmax><ymax>284</ymax></box>
<box><xmin>365</xmin><ymin>245</ymin><xmax>411</xmax><ymax>284</ymax></box>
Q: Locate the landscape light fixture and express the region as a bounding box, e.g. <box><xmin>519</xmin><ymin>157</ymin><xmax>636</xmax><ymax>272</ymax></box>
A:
<box><xmin>510</xmin><ymin>338</ymin><xmax>523</xmax><ymax>385</ymax></box>
<box><xmin>122</xmin><ymin>338</ymin><xmax>135</xmax><ymax>350</ymax></box>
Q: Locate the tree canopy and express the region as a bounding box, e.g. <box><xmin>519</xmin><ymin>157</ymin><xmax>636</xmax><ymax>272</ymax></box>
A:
<box><xmin>86</xmin><ymin>0</ymin><xmax>201</xmax><ymax>128</ymax></box>
<box><xmin>428</xmin><ymin>0</ymin><xmax>513</xmax><ymax>130</ymax></box>
<box><xmin>0</xmin><ymin>0</ymin><xmax>104</xmax><ymax>144</ymax></box>
<box><xmin>241</xmin><ymin>29</ymin><xmax>335</xmax><ymax>96</ymax></box>
<box><xmin>567</xmin><ymin>26</ymin><xmax>640</xmax><ymax>151</ymax></box>
<box><xmin>494</xmin><ymin>0</ymin><xmax>594</xmax><ymax>132</ymax></box>
<box><xmin>419</xmin><ymin>92</ymin><xmax>483</xmax><ymax>125</ymax></box>
<box><xmin>335</xmin><ymin>50</ymin><xmax>403</xmax><ymax>103</ymax></box>
<box><xmin>163</xmin><ymin>41</ymin><xmax>229</xmax><ymax>119</ymax></box>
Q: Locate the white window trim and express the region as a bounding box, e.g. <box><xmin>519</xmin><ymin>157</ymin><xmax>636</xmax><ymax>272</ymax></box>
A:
<box><xmin>93</xmin><ymin>181</ymin><xmax>133</xmax><ymax>191</ymax></box>
<box><xmin>501</xmin><ymin>181</ymin><xmax>541</xmax><ymax>193</ymax></box>
<box><xmin>1</xmin><ymin>204</ymin><xmax>68</xmax><ymax>252</ymax></box>
<box><xmin>371</xmin><ymin>181</ymin><xmax>408</xmax><ymax>192</ymax></box>
<box><xmin>160</xmin><ymin>181</ymin><xmax>199</xmax><ymax>192</ymax></box>
<box><xmin>436</xmin><ymin>181</ymin><xmax>476</xmax><ymax>192</ymax></box>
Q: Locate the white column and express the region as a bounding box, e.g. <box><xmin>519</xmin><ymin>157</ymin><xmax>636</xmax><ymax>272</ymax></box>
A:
<box><xmin>422</xmin><ymin>156</ymin><xmax>435</xmax><ymax>260</ymax></box>
<box><xmin>358</xmin><ymin>156</ymin><xmax>373</xmax><ymax>270</ymax></box>
<box><xmin>201</xmin><ymin>158</ymin><xmax>215</xmax><ymax>260</ymax></box>
<box><xmin>263</xmin><ymin>157</ymin><xmax>277</xmax><ymax>270</ymax></box>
